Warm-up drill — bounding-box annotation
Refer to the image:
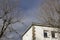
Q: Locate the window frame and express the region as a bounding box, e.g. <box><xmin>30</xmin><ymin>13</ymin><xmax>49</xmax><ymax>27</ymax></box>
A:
<box><xmin>51</xmin><ymin>31</ymin><xmax>57</xmax><ymax>38</ymax></box>
<box><xmin>44</xmin><ymin>30</ymin><xmax>48</xmax><ymax>38</ymax></box>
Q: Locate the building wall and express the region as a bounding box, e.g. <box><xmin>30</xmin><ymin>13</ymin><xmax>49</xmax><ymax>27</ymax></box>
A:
<box><xmin>22</xmin><ymin>26</ymin><xmax>60</xmax><ymax>40</ymax></box>
<box><xmin>34</xmin><ymin>26</ymin><xmax>59</xmax><ymax>40</ymax></box>
<box><xmin>22</xmin><ymin>27</ymin><xmax>33</xmax><ymax>40</ymax></box>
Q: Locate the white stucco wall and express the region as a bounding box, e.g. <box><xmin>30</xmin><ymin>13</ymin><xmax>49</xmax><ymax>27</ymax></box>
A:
<box><xmin>22</xmin><ymin>27</ymin><xmax>33</xmax><ymax>40</ymax></box>
<box><xmin>35</xmin><ymin>26</ymin><xmax>59</xmax><ymax>40</ymax></box>
<box><xmin>22</xmin><ymin>26</ymin><xmax>60</xmax><ymax>40</ymax></box>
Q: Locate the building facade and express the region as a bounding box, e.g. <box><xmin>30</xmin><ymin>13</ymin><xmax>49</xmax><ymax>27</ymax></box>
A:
<box><xmin>22</xmin><ymin>25</ymin><xmax>60</xmax><ymax>40</ymax></box>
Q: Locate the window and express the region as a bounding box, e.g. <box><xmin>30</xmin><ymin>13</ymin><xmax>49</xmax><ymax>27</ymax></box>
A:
<box><xmin>44</xmin><ymin>30</ymin><xmax>48</xmax><ymax>38</ymax></box>
<box><xmin>51</xmin><ymin>31</ymin><xmax>57</xmax><ymax>38</ymax></box>
<box><xmin>51</xmin><ymin>31</ymin><xmax>55</xmax><ymax>38</ymax></box>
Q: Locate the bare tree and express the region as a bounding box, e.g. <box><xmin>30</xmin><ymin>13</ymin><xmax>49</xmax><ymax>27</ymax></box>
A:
<box><xmin>0</xmin><ymin>0</ymin><xmax>23</xmax><ymax>38</ymax></box>
<box><xmin>37</xmin><ymin>0</ymin><xmax>60</xmax><ymax>28</ymax></box>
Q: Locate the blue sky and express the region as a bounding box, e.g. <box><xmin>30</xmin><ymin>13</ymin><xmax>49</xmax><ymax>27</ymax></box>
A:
<box><xmin>20</xmin><ymin>0</ymin><xmax>44</xmax><ymax>10</ymax></box>
<box><xmin>16</xmin><ymin>0</ymin><xmax>45</xmax><ymax>36</ymax></box>
<box><xmin>15</xmin><ymin>0</ymin><xmax>44</xmax><ymax>36</ymax></box>
<box><xmin>0</xmin><ymin>0</ymin><xmax>45</xmax><ymax>40</ymax></box>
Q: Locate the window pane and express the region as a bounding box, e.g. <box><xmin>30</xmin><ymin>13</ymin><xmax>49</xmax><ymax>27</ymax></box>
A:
<box><xmin>51</xmin><ymin>31</ymin><xmax>55</xmax><ymax>38</ymax></box>
<box><xmin>44</xmin><ymin>30</ymin><xmax>48</xmax><ymax>38</ymax></box>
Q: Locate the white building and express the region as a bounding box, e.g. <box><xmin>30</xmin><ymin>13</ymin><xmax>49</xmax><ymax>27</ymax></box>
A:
<box><xmin>22</xmin><ymin>24</ymin><xmax>60</xmax><ymax>40</ymax></box>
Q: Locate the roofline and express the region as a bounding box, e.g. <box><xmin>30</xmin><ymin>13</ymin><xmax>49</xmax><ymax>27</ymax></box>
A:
<box><xmin>21</xmin><ymin>23</ymin><xmax>60</xmax><ymax>37</ymax></box>
<box><xmin>22</xmin><ymin>24</ymin><xmax>33</xmax><ymax>37</ymax></box>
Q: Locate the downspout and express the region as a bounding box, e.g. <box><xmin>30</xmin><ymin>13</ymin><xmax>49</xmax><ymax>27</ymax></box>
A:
<box><xmin>32</xmin><ymin>26</ymin><xmax>35</xmax><ymax>40</ymax></box>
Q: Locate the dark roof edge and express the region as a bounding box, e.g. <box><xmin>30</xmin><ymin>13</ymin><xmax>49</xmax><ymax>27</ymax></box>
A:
<box><xmin>22</xmin><ymin>23</ymin><xmax>59</xmax><ymax>37</ymax></box>
<box><xmin>22</xmin><ymin>24</ymin><xmax>33</xmax><ymax>37</ymax></box>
